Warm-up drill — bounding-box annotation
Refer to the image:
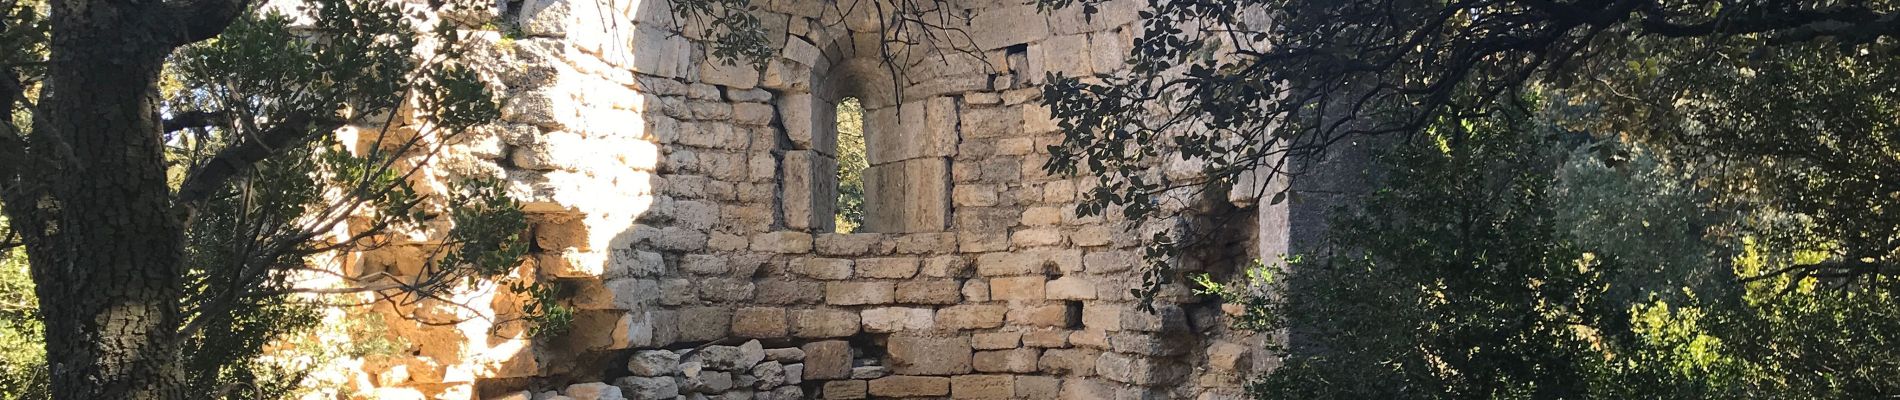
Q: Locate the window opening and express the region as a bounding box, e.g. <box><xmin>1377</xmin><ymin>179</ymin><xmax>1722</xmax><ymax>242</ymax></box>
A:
<box><xmin>834</xmin><ymin>97</ymin><xmax>868</xmax><ymax>233</ymax></box>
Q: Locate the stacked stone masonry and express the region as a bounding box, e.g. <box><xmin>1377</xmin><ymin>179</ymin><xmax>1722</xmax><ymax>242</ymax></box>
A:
<box><xmin>339</xmin><ymin>0</ymin><xmax>1282</xmax><ymax>398</ymax></box>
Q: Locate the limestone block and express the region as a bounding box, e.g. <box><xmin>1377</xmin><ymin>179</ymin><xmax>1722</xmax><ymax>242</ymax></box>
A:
<box><xmin>1096</xmin><ymin>352</ymin><xmax>1136</xmax><ymax>384</ymax></box>
<box><xmin>1020</xmin><ymin>206</ymin><xmax>1063</xmax><ymax>226</ymax></box>
<box><xmin>752</xmin><ymin>231</ymin><xmax>815</xmax><ymax>253</ymax></box>
<box><xmin>734</xmin><ymin>103</ymin><xmax>775</xmax><ymax>126</ymax></box>
<box><xmin>760</xmin><ymin>386</ymin><xmax>803</xmax><ymax>400</ymax></box>
<box><xmin>967</xmin><ymin>334</ymin><xmax>1023</xmax><ymax>354</ymax></box>
<box><xmin>563</xmin><ymin>382</ymin><xmax>624</xmax><ymax>400</ymax></box>
<box><xmin>953</xmin><ymin>184</ymin><xmax>1000</xmax><ymax>207</ymax></box>
<box><xmin>970</xmin><ymin>4</ymin><xmax>1051</xmax><ymax>49</ymax></box>
<box><xmin>863</xmin><ymin>158</ymin><xmax>952</xmax><ymax>233</ymax></box>
<box><xmin>654</xmin><ymin>226</ymin><xmax>708</xmax><ymax>251</ymax></box>
<box><xmin>950</xmin><ymin>374</ymin><xmax>1014</xmax><ymax>399</ymax></box>
<box><xmin>627</xmin><ymin>350</ymin><xmax>680</xmax><ymax>377</ymax></box>
<box><xmin>681</xmin><ymin>254</ymin><xmax>729</xmax><ymax>275</ymax></box>
<box><xmin>782</xmin><ymin>151</ymin><xmax>839</xmax><ymax>231</ymax></box>
<box><xmin>1081</xmin><ymin>304</ymin><xmax>1122</xmax><ymax>331</ymax></box>
<box><xmin>1122</xmin><ymin>304</ymin><xmax>1188</xmax><ymax>332</ymax></box>
<box><xmin>965</xmin><ymin>91</ymin><xmax>1001</xmax><ymax>105</ymax></box>
<box><xmin>866</xmin><ymin>101</ymin><xmax>958</xmax><ymax>165</ymax></box>
<box><xmin>1070</xmin><ymin>329</ymin><xmax>1110</xmax><ymax>350</ymax></box>
<box><xmin>766</xmin><ymin>347</ymin><xmax>806</xmax><ymax>363</ymax></box>
<box><xmin>1084</xmin><ymin>249</ymin><xmax>1137</xmax><ymax>273</ymax></box>
<box><xmin>685</xmin><ymin>370</ymin><xmax>735</xmax><ymax>393</ymax></box>
<box><xmin>888</xmin><ymin>334</ymin><xmax>973</xmax><ymax>375</ymax></box>
<box><xmin>825</xmin><ymin>281</ymin><xmax>895</xmax><ymax>305</ymax></box>
<box><xmin>1011</xmin><ymin>228</ymin><xmax>1066</xmax><ymax>247</ymax></box>
<box><xmin>777</xmin><ymin>93</ymin><xmax>836</xmax><ymax>153</ymax></box>
<box><xmin>822</xmin><ymin>380</ymin><xmax>868</xmax><ymax>399</ymax></box>
<box><xmin>604</xmin><ymin>278</ymin><xmax>659</xmax><ymax>309</ymax></box>
<box><xmin>1045</xmin><ymin>276</ymin><xmax>1097</xmax><ymax>300</ymax></box>
<box><xmin>1090</xmin><ymin>29</ymin><xmax>1126</xmax><ymax>73</ymax></box>
<box><xmin>699</xmin><ymin>58</ymin><xmax>760</xmax><ymax>89</ymax></box>
<box><xmin>697</xmin><ymin>278</ymin><xmax>755</xmax><ymax>302</ymax></box>
<box><xmin>1110</xmin><ymin>331</ymin><xmax>1189</xmax><ymax>356</ymax></box>
<box><xmin>1061</xmin><ymin>378</ymin><xmax>1116</xmax><ymax>400</ymax></box>
<box><xmin>761</xmin><ymin>59</ymin><xmax>812</xmax><ymax>91</ymax></box>
<box><xmin>959</xmin><ymin>231</ymin><xmax>1009</xmax><ymax>253</ymax></box>
<box><xmin>784</xmin><ymin>363</ymin><xmax>805</xmax><ymax>385</ymax></box>
<box><xmin>1007</xmin><ymin>304</ymin><xmax>1075</xmax><ymax>328</ymax></box>
<box><xmin>895</xmin><ymin>279</ymin><xmax>961</xmax><ymax>304</ymax></box>
<box><xmin>794</xmin><ymin>258</ymin><xmax>855</xmax><ymax>280</ymax></box>
<box><xmin>512</xmin><ymin>0</ymin><xmax>567</xmax><ymax>36</ymax></box>
<box><xmin>816</xmin><ymin>233</ymin><xmax>887</xmax><ymax>255</ymax></box>
<box><xmin>739</xmin><ymin>340</ymin><xmax>769</xmax><ymax>367</ymax></box>
<box><xmin>791</xmin><ymin>308</ymin><xmax>861</xmax><ymax>338</ymax></box>
<box><xmin>961</xmin><ymin>280</ymin><xmax>992</xmax><ymax>302</ymax></box>
<box><xmin>894</xmin><ymin>232</ymin><xmax>959</xmax><ymax>254</ymax></box>
<box><xmin>756</xmin><ymin>280</ymin><xmax>824</xmax><ymax>305</ymax></box>
<box><xmin>802</xmin><ymin>340</ymin><xmax>853</xmax><ymax>380</ymax></box>
<box><xmin>539</xmin><ymin>248</ymin><xmax>609</xmax><ymax>278</ymax></box>
<box><xmin>868</xmin><ymin>375</ymin><xmax>952</xmax><ymax>397</ymax></box>
<box><xmin>1072</xmin><ymin>225</ymin><xmax>1114</xmax><ymax>247</ymax></box>
<box><xmin>1039</xmin><ymin>348</ymin><xmax>1098</xmax><ymax>376</ymax></box>
<box><xmin>1016</xmin><ymin>375</ymin><xmax>1062</xmax><ymax>398</ymax></box>
<box><xmin>1207</xmin><ymin>341</ymin><xmax>1252</xmax><ymax>372</ymax></box>
<box><xmin>1023</xmin><ymin>103</ymin><xmax>1059</xmax><ymax>135</ymax></box>
<box><xmin>975</xmin><ymin>252</ymin><xmax>1042</xmax><ymax>276</ymax></box>
<box><xmin>861</xmin><ymin>307</ymin><xmax>934</xmax><ymax>333</ymax></box>
<box><xmin>920</xmin><ymin>255</ymin><xmax>970</xmax><ymax>278</ymax></box>
<box><xmin>973</xmin><ymin>348</ymin><xmax>1040</xmax><ymax>373</ymax></box>
<box><xmin>959</xmin><ymin>106</ymin><xmax>1023</xmax><ymax>140</ymax></box>
<box><xmin>606</xmin><ymin>250</ymin><xmax>664</xmax><ymax>279</ymax></box>
<box><xmin>731</xmin><ymin>307</ymin><xmax>789</xmax><ymax>338</ymax></box>
<box><xmin>565</xmin><ymin>310</ymin><xmax>653</xmax><ymax>350</ymax></box>
<box><xmin>936</xmin><ymin>305</ymin><xmax>1007</xmax><ymax>330</ymax></box>
<box><xmin>854</xmin><ymin>257</ymin><xmax>919</xmax><ymax>278</ymax></box>
<box><xmin>752</xmin><ymin>361</ymin><xmax>788</xmax><ymax>389</ymax></box>
<box><xmin>676</xmin><ymin>306</ymin><xmax>733</xmax><ymax>342</ymax></box>
<box><xmin>690</xmin><ymin>345</ymin><xmax>748</xmax><ymax>370</ymax></box>
<box><xmin>990</xmin><ymin>276</ymin><xmax>1047</xmax><ymax>301</ymax></box>
<box><xmin>851</xmin><ymin>366</ymin><xmax>891</xmax><ymax>379</ymax></box>
<box><xmin>658</xmin><ymin>278</ymin><xmax>693</xmax><ymax>306</ymax></box>
<box><xmin>1024</xmin><ymin>329</ymin><xmax>1072</xmax><ymax>348</ymax></box>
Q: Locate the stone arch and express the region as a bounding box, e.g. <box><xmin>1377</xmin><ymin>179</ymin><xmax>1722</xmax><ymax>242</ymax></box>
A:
<box><xmin>778</xmin><ymin>30</ymin><xmax>959</xmax><ymax>233</ymax></box>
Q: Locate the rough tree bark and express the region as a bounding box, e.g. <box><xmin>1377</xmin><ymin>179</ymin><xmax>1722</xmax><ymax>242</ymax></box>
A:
<box><xmin>0</xmin><ymin>0</ymin><xmax>244</xmax><ymax>397</ymax></box>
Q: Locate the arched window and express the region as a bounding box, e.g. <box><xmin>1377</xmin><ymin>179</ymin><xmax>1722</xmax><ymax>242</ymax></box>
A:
<box><xmin>781</xmin><ymin>60</ymin><xmax>952</xmax><ymax>234</ymax></box>
<box><xmin>834</xmin><ymin>97</ymin><xmax>868</xmax><ymax>232</ymax></box>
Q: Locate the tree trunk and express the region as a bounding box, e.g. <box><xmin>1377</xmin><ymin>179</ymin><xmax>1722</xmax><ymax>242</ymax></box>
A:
<box><xmin>13</xmin><ymin>0</ymin><xmax>191</xmax><ymax>397</ymax></box>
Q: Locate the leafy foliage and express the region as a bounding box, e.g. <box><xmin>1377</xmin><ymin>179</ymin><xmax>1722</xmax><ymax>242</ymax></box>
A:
<box><xmin>0</xmin><ymin>246</ymin><xmax>45</xmax><ymax>399</ymax></box>
<box><xmin>834</xmin><ymin>97</ymin><xmax>868</xmax><ymax>233</ymax></box>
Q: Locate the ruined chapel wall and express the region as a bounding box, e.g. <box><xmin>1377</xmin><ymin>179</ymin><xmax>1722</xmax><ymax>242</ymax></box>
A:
<box><xmin>343</xmin><ymin>0</ymin><xmax>1270</xmax><ymax>398</ymax></box>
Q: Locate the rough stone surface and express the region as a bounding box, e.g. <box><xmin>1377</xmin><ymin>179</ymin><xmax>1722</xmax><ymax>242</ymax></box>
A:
<box><xmin>868</xmin><ymin>375</ymin><xmax>952</xmax><ymax>397</ymax></box>
<box><xmin>888</xmin><ymin>334</ymin><xmax>974</xmax><ymax>375</ymax></box>
<box><xmin>317</xmin><ymin>3</ymin><xmax>1277</xmax><ymax>397</ymax></box>
<box><xmin>627</xmin><ymin>350</ymin><xmax>680</xmax><ymax>377</ymax></box>
<box><xmin>802</xmin><ymin>340</ymin><xmax>853</xmax><ymax>380</ymax></box>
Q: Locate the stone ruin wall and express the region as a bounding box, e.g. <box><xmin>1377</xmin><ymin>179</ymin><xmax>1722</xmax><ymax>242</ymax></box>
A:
<box><xmin>331</xmin><ymin>0</ymin><xmax>1287</xmax><ymax>398</ymax></box>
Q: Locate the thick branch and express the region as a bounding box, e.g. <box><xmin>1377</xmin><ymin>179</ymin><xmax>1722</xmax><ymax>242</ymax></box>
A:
<box><xmin>1640</xmin><ymin>5</ymin><xmax>1899</xmax><ymax>43</ymax></box>
<box><xmin>162</xmin><ymin>110</ymin><xmax>224</xmax><ymax>133</ymax></box>
<box><xmin>163</xmin><ymin>0</ymin><xmax>253</xmax><ymax>46</ymax></box>
<box><xmin>173</xmin><ymin>113</ymin><xmax>340</xmax><ymax>209</ymax></box>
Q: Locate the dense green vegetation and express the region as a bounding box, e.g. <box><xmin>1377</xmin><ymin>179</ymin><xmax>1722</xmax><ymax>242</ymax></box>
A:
<box><xmin>1038</xmin><ymin>0</ymin><xmax>1900</xmax><ymax>397</ymax></box>
<box><xmin>835</xmin><ymin>97</ymin><xmax>868</xmax><ymax>233</ymax></box>
<box><xmin>0</xmin><ymin>0</ymin><xmax>541</xmax><ymax>396</ymax></box>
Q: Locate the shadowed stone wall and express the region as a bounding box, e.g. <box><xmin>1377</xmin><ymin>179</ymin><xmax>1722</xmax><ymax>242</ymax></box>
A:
<box><xmin>329</xmin><ymin>0</ymin><xmax>1286</xmax><ymax>398</ymax></box>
